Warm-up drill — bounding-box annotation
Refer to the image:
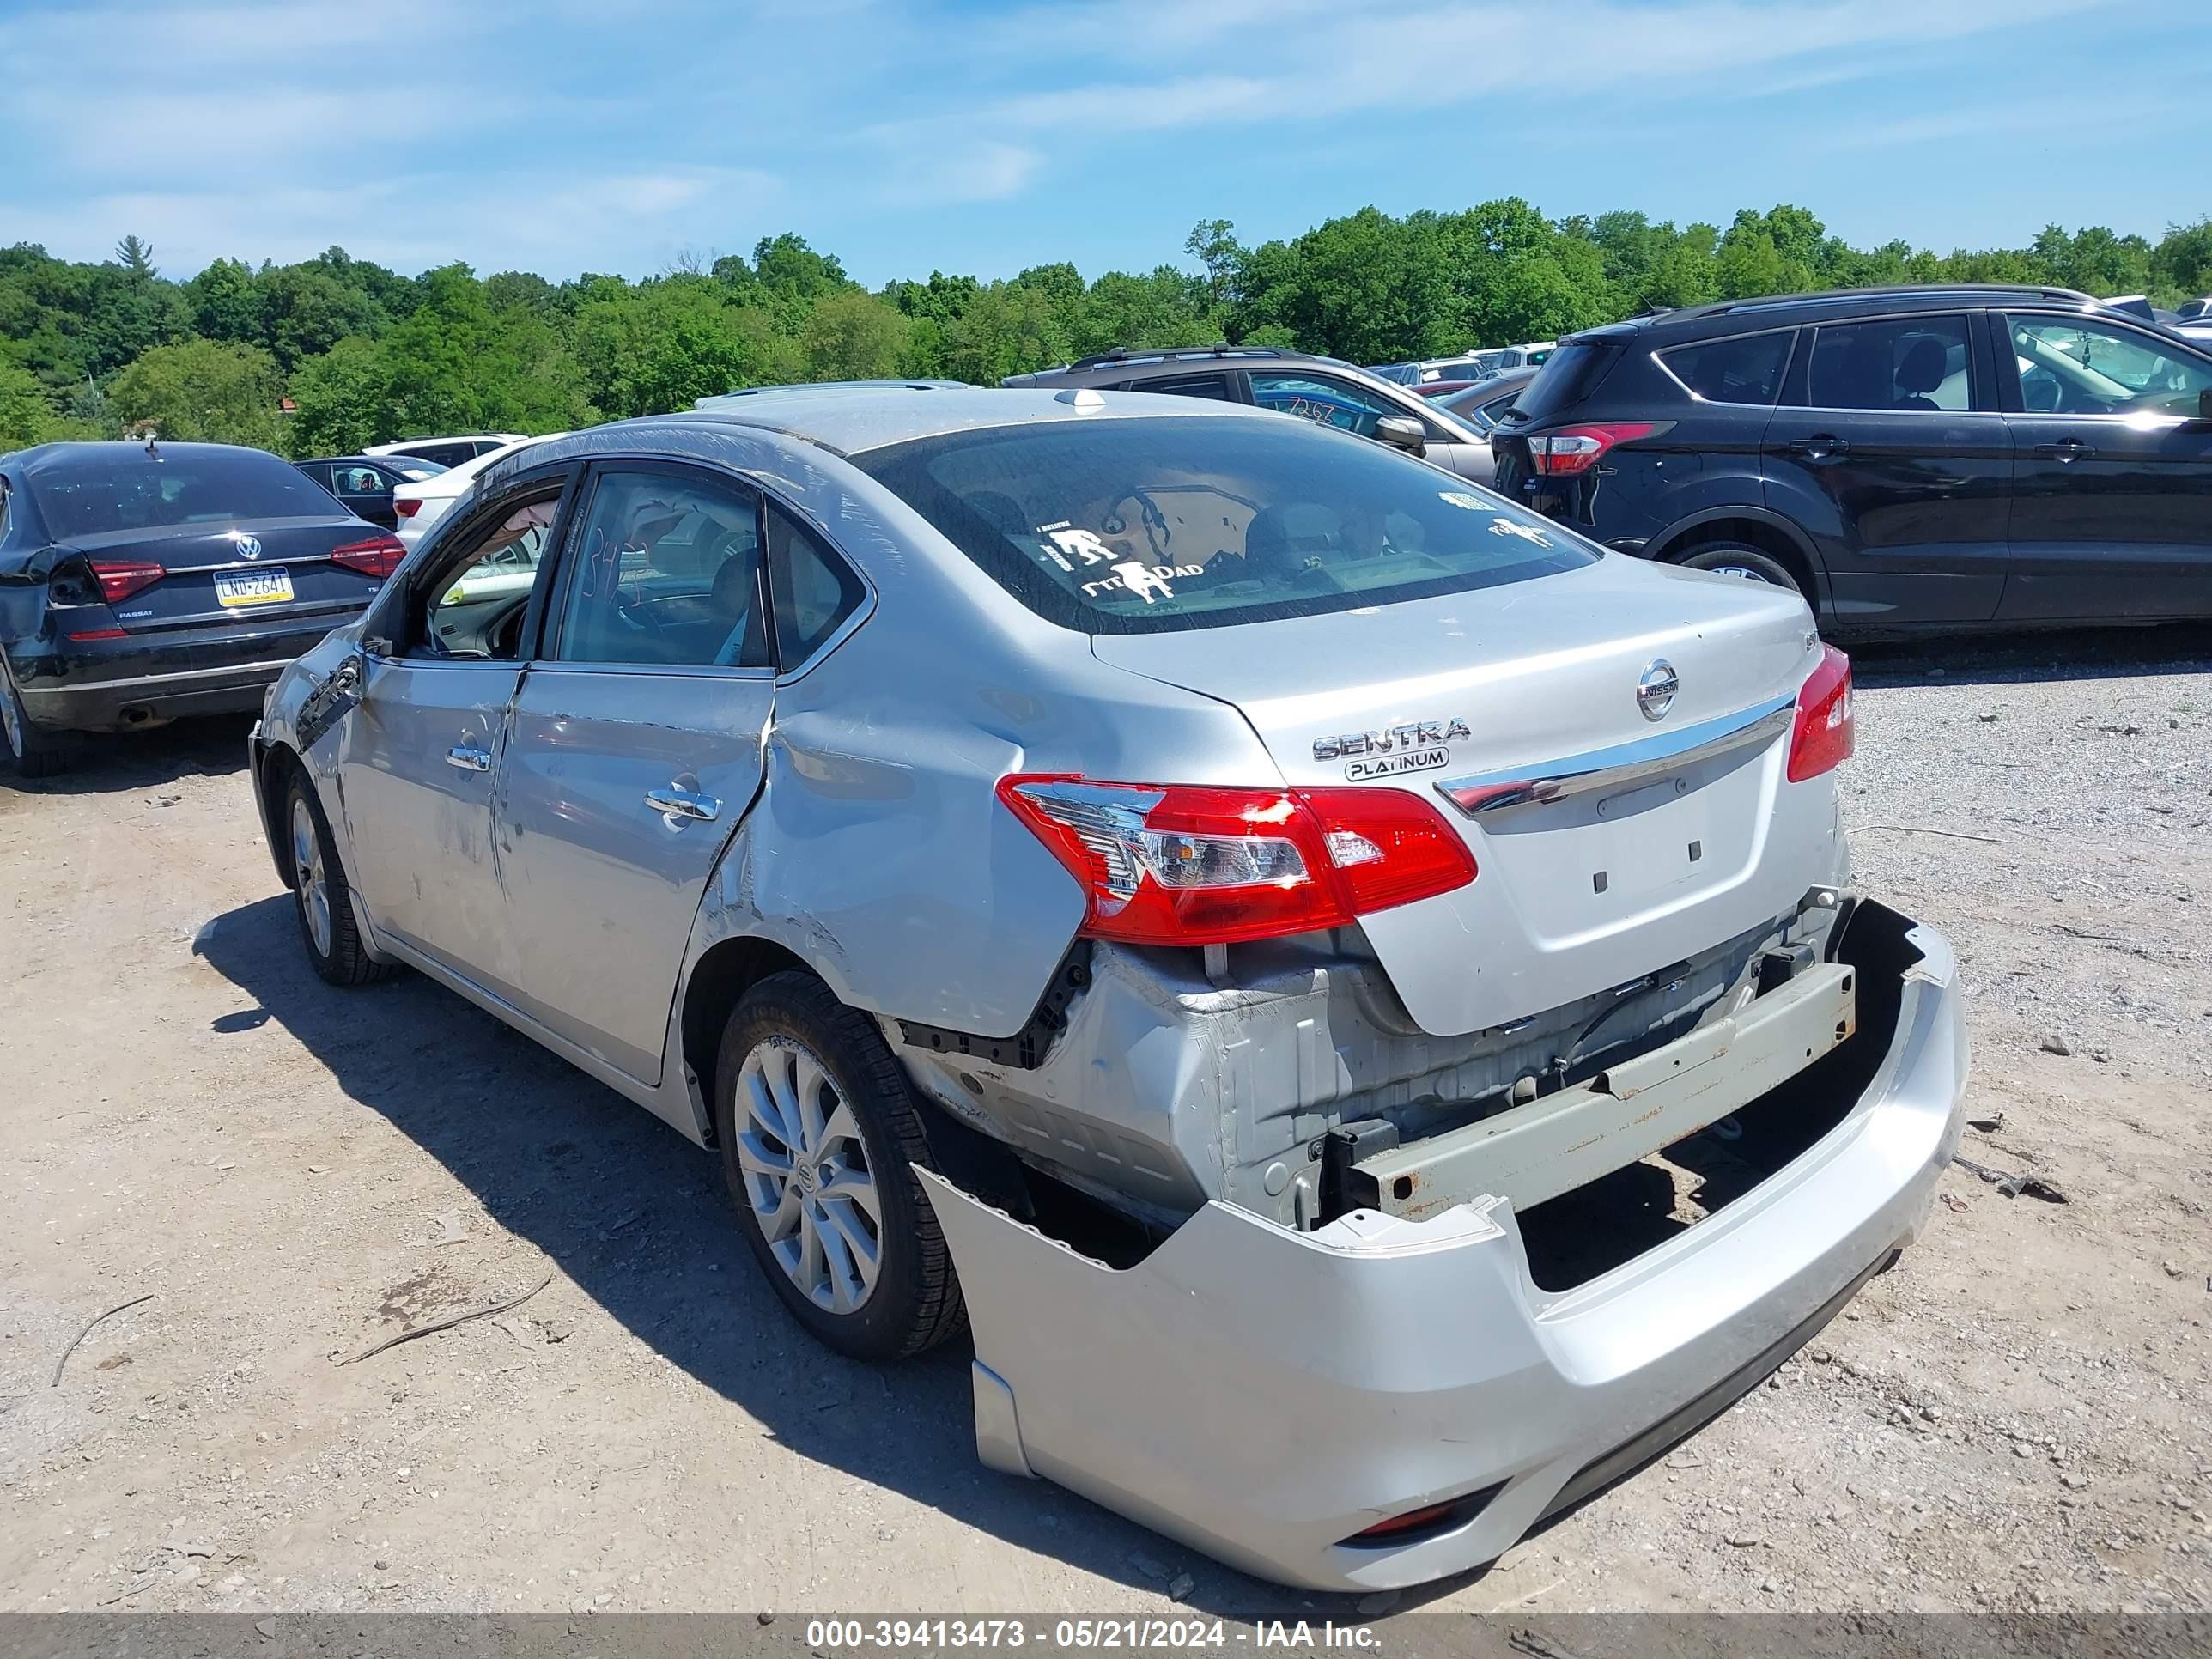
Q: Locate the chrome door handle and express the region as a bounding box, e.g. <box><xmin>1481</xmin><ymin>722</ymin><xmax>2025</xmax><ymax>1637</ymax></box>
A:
<box><xmin>646</xmin><ymin>784</ymin><xmax>720</xmax><ymax>825</ymax></box>
<box><xmin>1787</xmin><ymin>434</ymin><xmax>1850</xmax><ymax>460</ymax></box>
<box><xmin>2033</xmin><ymin>439</ymin><xmax>2097</xmax><ymax>462</ymax></box>
<box><xmin>446</xmin><ymin>744</ymin><xmax>491</xmax><ymax>772</ymax></box>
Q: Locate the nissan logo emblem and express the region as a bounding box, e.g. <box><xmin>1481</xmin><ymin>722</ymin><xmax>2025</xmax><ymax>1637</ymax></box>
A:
<box><xmin>1637</xmin><ymin>659</ymin><xmax>1679</xmax><ymax>721</ymax></box>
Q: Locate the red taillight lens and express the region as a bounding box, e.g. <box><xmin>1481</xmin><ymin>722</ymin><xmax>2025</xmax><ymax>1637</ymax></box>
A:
<box><xmin>393</xmin><ymin>496</ymin><xmax>422</xmax><ymax>518</ymax></box>
<box><xmin>1529</xmin><ymin>421</ymin><xmax>1660</xmax><ymax>476</ymax></box>
<box><xmin>997</xmin><ymin>775</ymin><xmax>1477</xmax><ymax>947</ymax></box>
<box><xmin>331</xmin><ymin>534</ymin><xmax>407</xmax><ymax>580</ymax></box>
<box><xmin>90</xmin><ymin>559</ymin><xmax>165</xmax><ymax>604</ymax></box>
<box><xmin>1786</xmin><ymin>645</ymin><xmax>1854</xmax><ymax>782</ymax></box>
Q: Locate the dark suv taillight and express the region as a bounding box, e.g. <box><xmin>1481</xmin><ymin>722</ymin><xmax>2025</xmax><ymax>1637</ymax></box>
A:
<box><xmin>1528</xmin><ymin>422</ymin><xmax>1665</xmax><ymax>476</ymax></box>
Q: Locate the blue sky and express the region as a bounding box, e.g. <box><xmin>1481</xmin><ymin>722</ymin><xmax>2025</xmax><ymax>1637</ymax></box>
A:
<box><xmin>3</xmin><ymin>0</ymin><xmax>2207</xmax><ymax>286</ymax></box>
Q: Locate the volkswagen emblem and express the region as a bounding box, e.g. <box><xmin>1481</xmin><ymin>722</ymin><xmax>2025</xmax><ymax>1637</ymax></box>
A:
<box><xmin>1637</xmin><ymin>659</ymin><xmax>1679</xmax><ymax>722</ymax></box>
<box><xmin>231</xmin><ymin>533</ymin><xmax>263</xmax><ymax>561</ymax></box>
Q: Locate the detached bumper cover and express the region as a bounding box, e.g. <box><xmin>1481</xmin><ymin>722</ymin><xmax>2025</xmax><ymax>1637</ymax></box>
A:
<box><xmin>917</xmin><ymin>905</ymin><xmax>1967</xmax><ymax>1591</ymax></box>
<box><xmin>15</xmin><ymin>614</ymin><xmax>354</xmax><ymax>732</ymax></box>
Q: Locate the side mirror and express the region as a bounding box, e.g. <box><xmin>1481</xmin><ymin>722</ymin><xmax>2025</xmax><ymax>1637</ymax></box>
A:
<box><xmin>1374</xmin><ymin>416</ymin><xmax>1427</xmax><ymax>456</ymax></box>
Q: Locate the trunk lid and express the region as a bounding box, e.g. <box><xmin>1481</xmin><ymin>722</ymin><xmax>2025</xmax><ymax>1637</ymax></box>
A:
<box><xmin>60</xmin><ymin>518</ymin><xmax>389</xmax><ymax>635</ymax></box>
<box><xmin>1091</xmin><ymin>556</ymin><xmax>1837</xmax><ymax>1037</ymax></box>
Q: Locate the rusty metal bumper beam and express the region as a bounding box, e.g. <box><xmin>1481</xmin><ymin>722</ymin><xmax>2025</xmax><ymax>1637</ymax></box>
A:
<box><xmin>1352</xmin><ymin>962</ymin><xmax>1858</xmax><ymax>1219</ymax></box>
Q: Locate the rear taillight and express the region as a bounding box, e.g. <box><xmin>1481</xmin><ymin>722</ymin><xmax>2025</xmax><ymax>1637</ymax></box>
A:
<box><xmin>331</xmin><ymin>534</ymin><xmax>407</xmax><ymax>580</ymax></box>
<box><xmin>393</xmin><ymin>497</ymin><xmax>422</xmax><ymax>519</ymax></box>
<box><xmin>90</xmin><ymin>559</ymin><xmax>165</xmax><ymax>604</ymax></box>
<box><xmin>1786</xmin><ymin>645</ymin><xmax>1854</xmax><ymax>782</ymax></box>
<box><xmin>1528</xmin><ymin>421</ymin><xmax>1661</xmax><ymax>476</ymax></box>
<box><xmin>997</xmin><ymin>775</ymin><xmax>1477</xmax><ymax>947</ymax></box>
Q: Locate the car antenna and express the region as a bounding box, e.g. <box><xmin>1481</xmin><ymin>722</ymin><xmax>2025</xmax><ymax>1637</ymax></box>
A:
<box><xmin>143</xmin><ymin>428</ymin><xmax>160</xmax><ymax>458</ymax></box>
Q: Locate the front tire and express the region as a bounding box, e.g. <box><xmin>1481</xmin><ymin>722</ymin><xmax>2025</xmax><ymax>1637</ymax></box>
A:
<box><xmin>714</xmin><ymin>971</ymin><xmax>964</xmax><ymax>1362</ymax></box>
<box><xmin>1</xmin><ymin>659</ymin><xmax>68</xmax><ymax>780</ymax></box>
<box><xmin>283</xmin><ymin>768</ymin><xmax>388</xmax><ymax>986</ymax></box>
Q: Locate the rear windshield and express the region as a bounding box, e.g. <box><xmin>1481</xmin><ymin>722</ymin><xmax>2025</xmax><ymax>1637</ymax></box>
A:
<box><xmin>1502</xmin><ymin>340</ymin><xmax>1616</xmax><ymax>424</ymax></box>
<box><xmin>853</xmin><ymin>414</ymin><xmax>1596</xmax><ymax>635</ymax></box>
<box><xmin>32</xmin><ymin>448</ymin><xmax>336</xmax><ymax>540</ymax></box>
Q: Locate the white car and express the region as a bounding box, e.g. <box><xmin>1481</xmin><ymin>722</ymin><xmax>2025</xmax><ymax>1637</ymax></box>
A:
<box><xmin>366</xmin><ymin>433</ymin><xmax>527</xmax><ymax>469</ymax></box>
<box><xmin>392</xmin><ymin>435</ymin><xmax>565</xmax><ymax>550</ymax></box>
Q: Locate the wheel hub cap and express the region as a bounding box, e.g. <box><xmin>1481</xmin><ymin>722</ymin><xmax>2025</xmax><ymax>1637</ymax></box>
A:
<box><xmin>289</xmin><ymin>796</ymin><xmax>332</xmax><ymax>957</ymax></box>
<box><xmin>734</xmin><ymin>1037</ymin><xmax>883</xmax><ymax>1315</ymax></box>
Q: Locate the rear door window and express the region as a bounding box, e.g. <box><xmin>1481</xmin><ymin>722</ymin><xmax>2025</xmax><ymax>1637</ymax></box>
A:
<box><xmin>1660</xmin><ymin>331</ymin><xmax>1794</xmax><ymax>404</ymax></box>
<box><xmin>1804</xmin><ymin>315</ymin><xmax>1975</xmax><ymax>411</ymax></box>
<box><xmin>1116</xmin><ymin>373</ymin><xmax>1236</xmax><ymax>401</ymax></box>
<box><xmin>1249</xmin><ymin>372</ymin><xmax>1404</xmax><ymax>439</ymax></box>
<box><xmin>854</xmin><ymin>412</ymin><xmax>1595</xmax><ymax>635</ymax></box>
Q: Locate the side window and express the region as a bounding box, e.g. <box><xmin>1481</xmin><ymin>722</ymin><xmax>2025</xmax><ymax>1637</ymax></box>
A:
<box><xmin>295</xmin><ymin>462</ymin><xmax>333</xmax><ymax>491</ymax></box>
<box><xmin>417</xmin><ymin>489</ymin><xmax>563</xmax><ymax>660</ymax></box>
<box><xmin>1249</xmin><ymin>372</ymin><xmax>1402</xmax><ymax>439</ymax></box>
<box><xmin>766</xmin><ymin>505</ymin><xmax>865</xmax><ymax>669</ymax></box>
<box><xmin>337</xmin><ymin>465</ymin><xmax>390</xmax><ymax>496</ymax></box>
<box><xmin>1660</xmin><ymin>331</ymin><xmax>1792</xmax><ymax>404</ymax></box>
<box><xmin>2006</xmin><ymin>313</ymin><xmax>2212</xmax><ymax>417</ymax></box>
<box><xmin>554</xmin><ymin>469</ymin><xmax>769</xmax><ymax>669</ymax></box>
<box><xmin>1118</xmin><ymin>373</ymin><xmax>1236</xmax><ymax>401</ymax></box>
<box><xmin>1805</xmin><ymin>316</ymin><xmax>1974</xmax><ymax>412</ymax></box>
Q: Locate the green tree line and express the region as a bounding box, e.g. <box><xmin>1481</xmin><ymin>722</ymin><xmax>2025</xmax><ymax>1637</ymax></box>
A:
<box><xmin>4</xmin><ymin>204</ymin><xmax>2209</xmax><ymax>456</ymax></box>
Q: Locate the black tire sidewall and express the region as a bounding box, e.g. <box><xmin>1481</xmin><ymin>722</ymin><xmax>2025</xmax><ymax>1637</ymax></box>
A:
<box><xmin>713</xmin><ymin>974</ymin><xmax>945</xmax><ymax>1362</ymax></box>
<box><xmin>1680</xmin><ymin>545</ymin><xmax>1800</xmax><ymax>595</ymax></box>
<box><xmin>283</xmin><ymin>768</ymin><xmax>356</xmax><ymax>982</ymax></box>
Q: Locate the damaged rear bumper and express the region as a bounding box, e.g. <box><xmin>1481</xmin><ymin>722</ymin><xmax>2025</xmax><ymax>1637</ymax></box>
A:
<box><xmin>916</xmin><ymin>902</ymin><xmax>1967</xmax><ymax>1591</ymax></box>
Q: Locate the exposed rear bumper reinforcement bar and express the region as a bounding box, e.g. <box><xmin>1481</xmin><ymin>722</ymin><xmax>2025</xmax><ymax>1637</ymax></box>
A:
<box><xmin>1350</xmin><ymin>959</ymin><xmax>1856</xmax><ymax>1218</ymax></box>
<box><xmin>916</xmin><ymin>901</ymin><xmax>1966</xmax><ymax>1591</ymax></box>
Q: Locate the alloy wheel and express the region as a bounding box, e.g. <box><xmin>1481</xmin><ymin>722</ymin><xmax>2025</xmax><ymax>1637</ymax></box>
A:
<box><xmin>734</xmin><ymin>1036</ymin><xmax>883</xmax><ymax>1314</ymax></box>
<box><xmin>290</xmin><ymin>795</ymin><xmax>332</xmax><ymax>958</ymax></box>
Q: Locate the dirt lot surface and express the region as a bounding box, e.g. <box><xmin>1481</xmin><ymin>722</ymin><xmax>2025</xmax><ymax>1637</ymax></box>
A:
<box><xmin>2</xmin><ymin>628</ymin><xmax>2209</xmax><ymax>1621</ymax></box>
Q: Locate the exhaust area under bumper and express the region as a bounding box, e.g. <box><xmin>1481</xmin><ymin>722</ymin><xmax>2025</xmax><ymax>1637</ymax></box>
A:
<box><xmin>916</xmin><ymin>901</ymin><xmax>1967</xmax><ymax>1591</ymax></box>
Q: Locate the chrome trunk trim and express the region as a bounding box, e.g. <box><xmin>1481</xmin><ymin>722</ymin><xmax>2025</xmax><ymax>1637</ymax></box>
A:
<box><xmin>1434</xmin><ymin>694</ymin><xmax>1794</xmax><ymax>818</ymax></box>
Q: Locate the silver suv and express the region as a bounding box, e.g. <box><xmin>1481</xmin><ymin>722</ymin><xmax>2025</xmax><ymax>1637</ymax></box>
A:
<box><xmin>252</xmin><ymin>386</ymin><xmax>1966</xmax><ymax>1592</ymax></box>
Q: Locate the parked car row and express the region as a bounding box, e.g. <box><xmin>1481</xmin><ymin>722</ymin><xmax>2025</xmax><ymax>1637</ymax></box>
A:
<box><xmin>0</xmin><ymin>430</ymin><xmax>532</xmax><ymax>775</ymax></box>
<box><xmin>1373</xmin><ymin>342</ymin><xmax>1556</xmax><ymax>386</ymax></box>
<box><xmin>1012</xmin><ymin>287</ymin><xmax>2212</xmax><ymax>636</ymax></box>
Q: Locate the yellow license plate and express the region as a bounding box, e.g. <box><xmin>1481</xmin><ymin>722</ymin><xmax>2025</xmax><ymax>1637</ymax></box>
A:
<box><xmin>215</xmin><ymin>568</ymin><xmax>295</xmax><ymax>607</ymax></box>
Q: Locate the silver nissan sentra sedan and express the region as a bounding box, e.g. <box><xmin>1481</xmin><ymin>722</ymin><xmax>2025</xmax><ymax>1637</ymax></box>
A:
<box><xmin>250</xmin><ymin>385</ymin><xmax>1967</xmax><ymax>1591</ymax></box>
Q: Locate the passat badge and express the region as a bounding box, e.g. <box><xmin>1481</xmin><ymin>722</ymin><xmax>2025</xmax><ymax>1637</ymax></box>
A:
<box><xmin>1637</xmin><ymin>659</ymin><xmax>1679</xmax><ymax>721</ymax></box>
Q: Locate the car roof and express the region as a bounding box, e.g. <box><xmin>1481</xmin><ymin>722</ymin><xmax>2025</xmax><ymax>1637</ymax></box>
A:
<box><xmin>1572</xmin><ymin>283</ymin><xmax>2104</xmax><ymax>346</ymax></box>
<box><xmin>1004</xmin><ymin>344</ymin><xmax>1358</xmax><ymax>385</ymax></box>
<box><xmin>605</xmin><ymin>385</ymin><xmax>1285</xmax><ymax>459</ymax></box>
<box><xmin>12</xmin><ymin>440</ymin><xmax>281</xmax><ymax>478</ymax></box>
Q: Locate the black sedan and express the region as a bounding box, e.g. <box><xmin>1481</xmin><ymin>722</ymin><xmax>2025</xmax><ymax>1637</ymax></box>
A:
<box><xmin>0</xmin><ymin>441</ymin><xmax>404</xmax><ymax>777</ymax></box>
<box><xmin>293</xmin><ymin>453</ymin><xmax>447</xmax><ymax>530</ymax></box>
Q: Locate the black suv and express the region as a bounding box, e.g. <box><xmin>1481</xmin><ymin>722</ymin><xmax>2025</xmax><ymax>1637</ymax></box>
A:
<box><xmin>1006</xmin><ymin>347</ymin><xmax>1498</xmax><ymax>484</ymax></box>
<box><xmin>1491</xmin><ymin>285</ymin><xmax>2212</xmax><ymax>634</ymax></box>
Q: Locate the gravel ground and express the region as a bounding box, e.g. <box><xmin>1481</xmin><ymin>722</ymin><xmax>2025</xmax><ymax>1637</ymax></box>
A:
<box><xmin>1</xmin><ymin>623</ymin><xmax>2207</xmax><ymax>1620</ymax></box>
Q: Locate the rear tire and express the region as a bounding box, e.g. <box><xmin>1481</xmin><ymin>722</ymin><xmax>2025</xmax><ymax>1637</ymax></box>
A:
<box><xmin>1</xmin><ymin>659</ymin><xmax>68</xmax><ymax>780</ymax></box>
<box><xmin>1679</xmin><ymin>544</ymin><xmax>1801</xmax><ymax>596</ymax></box>
<box><xmin>283</xmin><ymin>767</ymin><xmax>389</xmax><ymax>987</ymax></box>
<box><xmin>714</xmin><ymin>970</ymin><xmax>964</xmax><ymax>1362</ymax></box>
